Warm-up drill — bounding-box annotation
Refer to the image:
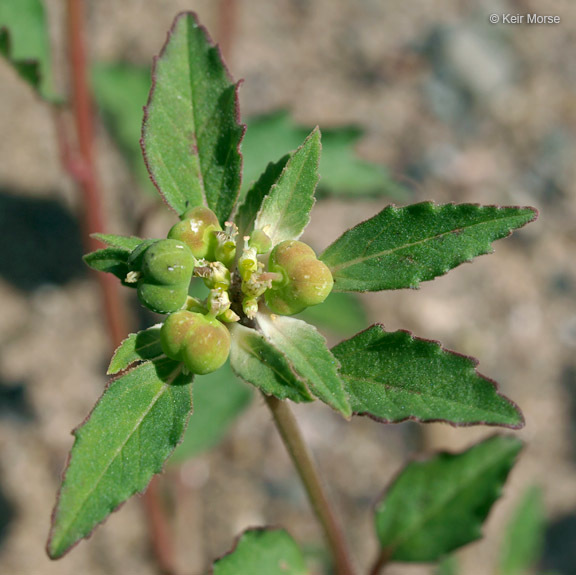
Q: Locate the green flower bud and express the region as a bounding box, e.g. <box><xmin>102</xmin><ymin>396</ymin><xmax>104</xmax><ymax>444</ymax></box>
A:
<box><xmin>168</xmin><ymin>206</ymin><xmax>221</xmax><ymax>260</ymax></box>
<box><xmin>160</xmin><ymin>310</ymin><xmax>231</xmax><ymax>375</ymax></box>
<box><xmin>214</xmin><ymin>221</ymin><xmax>238</xmax><ymax>268</ymax></box>
<box><xmin>241</xmin><ymin>272</ymin><xmax>272</xmax><ymax>299</ymax></box>
<box><xmin>238</xmin><ymin>239</ymin><xmax>258</xmax><ymax>281</ymax></box>
<box><xmin>196</xmin><ymin>261</ymin><xmax>231</xmax><ymax>290</ymax></box>
<box><xmin>137</xmin><ymin>281</ymin><xmax>189</xmax><ymax>314</ymax></box>
<box><xmin>265</xmin><ymin>240</ymin><xmax>334</xmax><ymax>315</ymax></box>
<box><xmin>242</xmin><ymin>297</ymin><xmax>259</xmax><ymax>319</ymax></box>
<box><xmin>141</xmin><ymin>239</ymin><xmax>195</xmax><ymax>285</ymax></box>
<box><xmin>207</xmin><ymin>288</ymin><xmax>231</xmax><ymax>318</ymax></box>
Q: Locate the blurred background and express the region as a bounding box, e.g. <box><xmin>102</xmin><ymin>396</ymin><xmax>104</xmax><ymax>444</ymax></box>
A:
<box><xmin>0</xmin><ymin>0</ymin><xmax>575</xmax><ymax>573</ymax></box>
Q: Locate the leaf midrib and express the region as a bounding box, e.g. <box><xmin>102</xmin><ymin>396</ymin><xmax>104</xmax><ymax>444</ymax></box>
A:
<box><xmin>259</xmin><ymin>144</ymin><xmax>314</xmax><ymax>243</ymax></box>
<box><xmin>184</xmin><ymin>24</ymin><xmax>207</xmax><ymax>205</ymax></box>
<box><xmin>379</xmin><ymin>443</ymin><xmax>517</xmax><ymax>555</ymax></box>
<box><xmin>327</xmin><ymin>210</ymin><xmax>528</xmax><ymax>273</ymax></box>
<box><xmin>346</xmin><ymin>374</ymin><xmax>513</xmax><ymax>421</ymax></box>
<box><xmin>53</xmin><ymin>365</ymin><xmax>179</xmax><ymax>549</ymax></box>
<box><xmin>237</xmin><ymin>335</ymin><xmax>309</xmax><ymax>399</ymax></box>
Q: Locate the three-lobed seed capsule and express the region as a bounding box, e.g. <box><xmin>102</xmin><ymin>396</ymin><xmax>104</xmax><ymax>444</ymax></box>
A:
<box><xmin>265</xmin><ymin>240</ymin><xmax>334</xmax><ymax>315</ymax></box>
<box><xmin>132</xmin><ymin>239</ymin><xmax>195</xmax><ymax>314</ymax></box>
<box><xmin>160</xmin><ymin>310</ymin><xmax>231</xmax><ymax>375</ymax></box>
<box><xmin>167</xmin><ymin>206</ymin><xmax>222</xmax><ymax>260</ymax></box>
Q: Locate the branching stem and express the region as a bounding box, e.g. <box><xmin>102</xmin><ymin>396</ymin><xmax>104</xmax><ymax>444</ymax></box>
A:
<box><xmin>263</xmin><ymin>395</ymin><xmax>357</xmax><ymax>575</ymax></box>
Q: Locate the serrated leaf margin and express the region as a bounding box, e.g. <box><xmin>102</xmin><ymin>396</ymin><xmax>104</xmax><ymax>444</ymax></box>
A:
<box><xmin>140</xmin><ymin>11</ymin><xmax>246</xmax><ymax>219</ymax></box>
<box><xmin>46</xmin><ymin>361</ymin><xmax>193</xmax><ymax>559</ymax></box>
<box><xmin>333</xmin><ymin>324</ymin><xmax>525</xmax><ymax>429</ymax></box>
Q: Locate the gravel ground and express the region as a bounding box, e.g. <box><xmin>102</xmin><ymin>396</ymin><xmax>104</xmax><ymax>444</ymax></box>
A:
<box><xmin>1</xmin><ymin>1</ymin><xmax>575</xmax><ymax>574</ymax></box>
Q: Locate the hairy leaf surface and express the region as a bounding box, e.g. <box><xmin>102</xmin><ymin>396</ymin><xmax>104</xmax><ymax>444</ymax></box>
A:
<box><xmin>254</xmin><ymin>129</ymin><xmax>320</xmax><ymax>246</ymax></box>
<box><xmin>229</xmin><ymin>324</ymin><xmax>313</xmax><ymax>403</ymax></box>
<box><xmin>170</xmin><ymin>361</ymin><xmax>252</xmax><ymax>463</ymax></box>
<box><xmin>332</xmin><ymin>326</ymin><xmax>523</xmax><ymax>428</ymax></box>
<box><xmin>374</xmin><ymin>435</ymin><xmax>523</xmax><ymax>562</ymax></box>
<box><xmin>48</xmin><ymin>360</ymin><xmax>193</xmax><ymax>558</ymax></box>
<box><xmin>142</xmin><ymin>12</ymin><xmax>244</xmax><ymax>223</ymax></box>
<box><xmin>320</xmin><ymin>203</ymin><xmax>537</xmax><ymax>292</ymax></box>
<box><xmin>0</xmin><ymin>0</ymin><xmax>57</xmax><ymax>99</ymax></box>
<box><xmin>257</xmin><ymin>314</ymin><xmax>351</xmax><ymax>417</ymax></box>
<box><xmin>92</xmin><ymin>233</ymin><xmax>147</xmax><ymax>252</ymax></box>
<box><xmin>213</xmin><ymin>528</ymin><xmax>309</xmax><ymax>575</ymax></box>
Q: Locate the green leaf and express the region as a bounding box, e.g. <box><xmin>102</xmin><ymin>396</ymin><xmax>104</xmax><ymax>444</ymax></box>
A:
<box><xmin>92</xmin><ymin>233</ymin><xmax>147</xmax><ymax>252</ymax></box>
<box><xmin>229</xmin><ymin>324</ymin><xmax>313</xmax><ymax>403</ymax></box>
<box><xmin>499</xmin><ymin>486</ymin><xmax>545</xmax><ymax>575</ymax></box>
<box><xmin>213</xmin><ymin>528</ymin><xmax>309</xmax><ymax>575</ymax></box>
<box><xmin>142</xmin><ymin>12</ymin><xmax>244</xmax><ymax>223</ymax></box>
<box><xmin>332</xmin><ymin>326</ymin><xmax>524</xmax><ymax>428</ymax></box>
<box><xmin>235</xmin><ymin>155</ymin><xmax>289</xmax><ymax>236</ymax></box>
<box><xmin>83</xmin><ymin>248</ymin><xmax>129</xmax><ymax>282</ymax></box>
<box><xmin>107</xmin><ymin>326</ymin><xmax>164</xmax><ymax>375</ymax></box>
<box><xmin>254</xmin><ymin>129</ymin><xmax>320</xmax><ymax>246</ymax></box>
<box><xmin>257</xmin><ymin>314</ymin><xmax>351</xmax><ymax>417</ymax></box>
<box><xmin>296</xmin><ymin>292</ymin><xmax>367</xmax><ymax>336</ymax></box>
<box><xmin>47</xmin><ymin>359</ymin><xmax>193</xmax><ymax>559</ymax></box>
<box><xmin>241</xmin><ymin>111</ymin><xmax>408</xmax><ymax>199</ymax></box>
<box><xmin>0</xmin><ymin>0</ymin><xmax>58</xmax><ymax>100</ymax></box>
<box><xmin>170</xmin><ymin>361</ymin><xmax>252</xmax><ymax>463</ymax></box>
<box><xmin>91</xmin><ymin>62</ymin><xmax>155</xmax><ymax>194</ymax></box>
<box><xmin>374</xmin><ymin>435</ymin><xmax>523</xmax><ymax>562</ymax></box>
<box><xmin>320</xmin><ymin>203</ymin><xmax>538</xmax><ymax>292</ymax></box>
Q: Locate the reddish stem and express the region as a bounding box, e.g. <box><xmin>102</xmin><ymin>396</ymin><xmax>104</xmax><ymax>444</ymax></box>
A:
<box><xmin>63</xmin><ymin>1</ymin><xmax>177</xmax><ymax>573</ymax></box>
<box><xmin>65</xmin><ymin>0</ymin><xmax>127</xmax><ymax>347</ymax></box>
<box><xmin>142</xmin><ymin>477</ymin><xmax>177</xmax><ymax>575</ymax></box>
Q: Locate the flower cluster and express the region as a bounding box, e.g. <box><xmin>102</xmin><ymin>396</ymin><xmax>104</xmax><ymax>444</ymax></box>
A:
<box><xmin>126</xmin><ymin>206</ymin><xmax>333</xmax><ymax>374</ymax></box>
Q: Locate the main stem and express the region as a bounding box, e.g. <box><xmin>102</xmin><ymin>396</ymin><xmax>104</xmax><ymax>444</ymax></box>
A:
<box><xmin>64</xmin><ymin>2</ymin><xmax>176</xmax><ymax>574</ymax></box>
<box><xmin>264</xmin><ymin>395</ymin><xmax>357</xmax><ymax>575</ymax></box>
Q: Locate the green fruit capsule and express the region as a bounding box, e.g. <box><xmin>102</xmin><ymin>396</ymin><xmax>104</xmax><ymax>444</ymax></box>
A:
<box><xmin>168</xmin><ymin>206</ymin><xmax>222</xmax><ymax>260</ymax></box>
<box><xmin>137</xmin><ymin>281</ymin><xmax>189</xmax><ymax>314</ymax></box>
<box><xmin>265</xmin><ymin>240</ymin><xmax>334</xmax><ymax>315</ymax></box>
<box><xmin>141</xmin><ymin>239</ymin><xmax>195</xmax><ymax>285</ymax></box>
<box><xmin>160</xmin><ymin>310</ymin><xmax>231</xmax><ymax>375</ymax></box>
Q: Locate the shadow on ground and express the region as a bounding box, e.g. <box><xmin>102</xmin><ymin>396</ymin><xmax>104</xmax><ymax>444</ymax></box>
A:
<box><xmin>0</xmin><ymin>189</ymin><xmax>85</xmax><ymax>292</ymax></box>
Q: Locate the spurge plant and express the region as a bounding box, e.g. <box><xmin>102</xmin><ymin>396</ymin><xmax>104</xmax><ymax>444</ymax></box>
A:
<box><xmin>41</xmin><ymin>11</ymin><xmax>537</xmax><ymax>575</ymax></box>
